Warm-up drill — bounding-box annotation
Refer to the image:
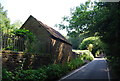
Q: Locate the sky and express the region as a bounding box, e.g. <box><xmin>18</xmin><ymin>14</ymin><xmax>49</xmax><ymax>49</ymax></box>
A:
<box><xmin>0</xmin><ymin>0</ymin><xmax>89</xmax><ymax>35</ymax></box>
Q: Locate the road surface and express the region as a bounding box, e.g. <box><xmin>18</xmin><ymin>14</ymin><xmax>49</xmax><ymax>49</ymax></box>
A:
<box><xmin>59</xmin><ymin>58</ymin><xmax>110</xmax><ymax>81</ymax></box>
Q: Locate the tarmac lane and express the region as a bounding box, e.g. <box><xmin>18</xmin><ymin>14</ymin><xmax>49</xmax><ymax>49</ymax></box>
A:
<box><xmin>59</xmin><ymin>58</ymin><xmax>111</xmax><ymax>81</ymax></box>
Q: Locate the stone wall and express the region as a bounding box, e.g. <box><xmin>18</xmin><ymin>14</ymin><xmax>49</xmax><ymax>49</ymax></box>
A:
<box><xmin>2</xmin><ymin>50</ymin><xmax>52</xmax><ymax>70</ymax></box>
<box><xmin>51</xmin><ymin>38</ymin><xmax>73</xmax><ymax>64</ymax></box>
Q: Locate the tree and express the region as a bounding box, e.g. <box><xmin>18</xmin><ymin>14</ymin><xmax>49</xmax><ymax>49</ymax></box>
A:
<box><xmin>57</xmin><ymin>1</ymin><xmax>120</xmax><ymax>77</ymax></box>
<box><xmin>68</xmin><ymin>34</ymin><xmax>87</xmax><ymax>49</ymax></box>
<box><xmin>11</xmin><ymin>20</ymin><xmax>23</xmax><ymax>30</ymax></box>
<box><xmin>0</xmin><ymin>3</ymin><xmax>11</xmax><ymax>34</ymax></box>
<box><xmin>79</xmin><ymin>37</ymin><xmax>103</xmax><ymax>56</ymax></box>
<box><xmin>56</xmin><ymin>1</ymin><xmax>94</xmax><ymax>36</ymax></box>
<box><xmin>56</xmin><ymin>1</ymin><xmax>120</xmax><ymax>56</ymax></box>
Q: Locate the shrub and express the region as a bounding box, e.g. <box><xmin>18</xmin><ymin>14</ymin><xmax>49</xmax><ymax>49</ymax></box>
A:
<box><xmin>107</xmin><ymin>56</ymin><xmax>120</xmax><ymax>78</ymax></box>
<box><xmin>80</xmin><ymin>50</ymin><xmax>94</xmax><ymax>61</ymax></box>
<box><xmin>12</xmin><ymin>29</ymin><xmax>36</xmax><ymax>53</ymax></box>
<box><xmin>43</xmin><ymin>64</ymin><xmax>63</xmax><ymax>80</ymax></box>
<box><xmin>12</xmin><ymin>29</ymin><xmax>35</xmax><ymax>41</ymax></box>
<box><xmin>66</xmin><ymin>57</ymin><xmax>84</xmax><ymax>71</ymax></box>
<box><xmin>67</xmin><ymin>34</ymin><xmax>86</xmax><ymax>49</ymax></box>
<box><xmin>87</xmin><ymin>44</ymin><xmax>93</xmax><ymax>52</ymax></box>
<box><xmin>14</xmin><ymin>69</ymin><xmax>47</xmax><ymax>81</ymax></box>
<box><xmin>2</xmin><ymin>69</ymin><xmax>15</xmax><ymax>81</ymax></box>
<box><xmin>79</xmin><ymin>37</ymin><xmax>104</xmax><ymax>56</ymax></box>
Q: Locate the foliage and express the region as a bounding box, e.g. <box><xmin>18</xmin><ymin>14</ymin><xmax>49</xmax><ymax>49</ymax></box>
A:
<box><xmin>79</xmin><ymin>37</ymin><xmax>103</xmax><ymax>56</ymax></box>
<box><xmin>68</xmin><ymin>36</ymin><xmax>81</xmax><ymax>49</ymax></box>
<box><xmin>73</xmin><ymin>50</ymin><xmax>94</xmax><ymax>61</ymax></box>
<box><xmin>0</xmin><ymin>3</ymin><xmax>23</xmax><ymax>34</ymax></box>
<box><xmin>0</xmin><ymin>3</ymin><xmax>11</xmax><ymax>33</ymax></box>
<box><xmin>14</xmin><ymin>69</ymin><xmax>47</xmax><ymax>81</ymax></box>
<box><xmin>68</xmin><ymin>34</ymin><xmax>88</xmax><ymax>49</ymax></box>
<box><xmin>10</xmin><ymin>20</ymin><xmax>23</xmax><ymax>30</ymax></box>
<box><xmin>56</xmin><ymin>1</ymin><xmax>94</xmax><ymax>36</ymax></box>
<box><xmin>87</xmin><ymin>44</ymin><xmax>93</xmax><ymax>52</ymax></box>
<box><xmin>80</xmin><ymin>50</ymin><xmax>94</xmax><ymax>61</ymax></box>
<box><xmin>12</xmin><ymin>29</ymin><xmax>36</xmax><ymax>53</ymax></box>
<box><xmin>12</xmin><ymin>29</ymin><xmax>41</xmax><ymax>54</ymax></box>
<box><xmin>58</xmin><ymin>2</ymin><xmax>120</xmax><ymax>77</ymax></box>
<box><xmin>89</xmin><ymin>2</ymin><xmax>120</xmax><ymax>57</ymax></box>
<box><xmin>2</xmin><ymin>69</ymin><xmax>15</xmax><ymax>81</ymax></box>
<box><xmin>12</xmin><ymin>29</ymin><xmax>35</xmax><ymax>41</ymax></box>
<box><xmin>106</xmin><ymin>56</ymin><xmax>120</xmax><ymax>79</ymax></box>
<box><xmin>66</xmin><ymin>57</ymin><xmax>85</xmax><ymax>71</ymax></box>
<box><xmin>56</xmin><ymin>1</ymin><xmax>120</xmax><ymax>56</ymax></box>
<box><xmin>43</xmin><ymin>64</ymin><xmax>63</xmax><ymax>80</ymax></box>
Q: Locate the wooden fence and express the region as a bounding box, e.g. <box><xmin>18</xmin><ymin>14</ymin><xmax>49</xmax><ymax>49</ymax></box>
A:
<box><xmin>1</xmin><ymin>33</ymin><xmax>32</xmax><ymax>70</ymax></box>
<box><xmin>2</xmin><ymin>33</ymin><xmax>25</xmax><ymax>52</ymax></box>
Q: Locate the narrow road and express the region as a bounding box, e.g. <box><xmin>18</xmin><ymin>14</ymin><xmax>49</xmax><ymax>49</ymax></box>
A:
<box><xmin>59</xmin><ymin>58</ymin><xmax>110</xmax><ymax>81</ymax></box>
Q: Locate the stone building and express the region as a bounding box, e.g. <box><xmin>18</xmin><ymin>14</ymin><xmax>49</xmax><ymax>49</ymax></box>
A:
<box><xmin>21</xmin><ymin>15</ymin><xmax>73</xmax><ymax>66</ymax></box>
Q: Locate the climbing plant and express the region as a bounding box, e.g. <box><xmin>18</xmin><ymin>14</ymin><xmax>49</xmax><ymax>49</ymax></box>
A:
<box><xmin>12</xmin><ymin>29</ymin><xmax>36</xmax><ymax>53</ymax></box>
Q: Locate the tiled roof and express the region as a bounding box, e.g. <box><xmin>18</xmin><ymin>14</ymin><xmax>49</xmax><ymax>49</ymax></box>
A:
<box><xmin>38</xmin><ymin>20</ymin><xmax>71</xmax><ymax>45</ymax></box>
<box><xmin>21</xmin><ymin>15</ymin><xmax>72</xmax><ymax>45</ymax></box>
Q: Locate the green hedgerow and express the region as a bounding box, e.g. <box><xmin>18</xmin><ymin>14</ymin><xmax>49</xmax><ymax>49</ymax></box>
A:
<box><xmin>14</xmin><ymin>69</ymin><xmax>47</xmax><ymax>81</ymax></box>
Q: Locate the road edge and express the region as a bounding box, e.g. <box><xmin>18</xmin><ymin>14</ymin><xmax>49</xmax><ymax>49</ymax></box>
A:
<box><xmin>58</xmin><ymin>59</ymin><xmax>95</xmax><ymax>81</ymax></box>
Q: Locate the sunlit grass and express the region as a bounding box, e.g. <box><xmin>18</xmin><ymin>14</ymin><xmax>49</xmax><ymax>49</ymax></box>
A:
<box><xmin>72</xmin><ymin>49</ymin><xmax>89</xmax><ymax>54</ymax></box>
<box><xmin>72</xmin><ymin>49</ymin><xmax>94</xmax><ymax>60</ymax></box>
